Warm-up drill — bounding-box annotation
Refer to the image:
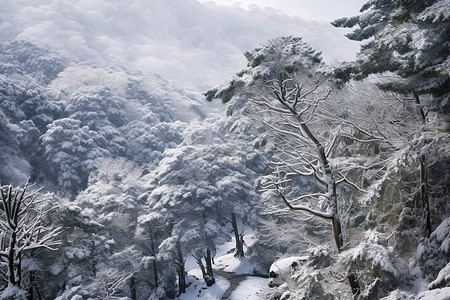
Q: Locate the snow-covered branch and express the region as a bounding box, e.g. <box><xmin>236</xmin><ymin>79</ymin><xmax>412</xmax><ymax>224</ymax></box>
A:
<box><xmin>0</xmin><ymin>184</ymin><xmax>61</xmax><ymax>289</ymax></box>
<box><xmin>271</xmin><ymin>181</ymin><xmax>334</xmax><ymax>220</ymax></box>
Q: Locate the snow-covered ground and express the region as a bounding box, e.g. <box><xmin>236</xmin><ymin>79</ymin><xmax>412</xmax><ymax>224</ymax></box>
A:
<box><xmin>228</xmin><ymin>277</ymin><xmax>267</xmax><ymax>300</ymax></box>
<box><xmin>180</xmin><ymin>234</ymin><xmax>268</xmax><ymax>300</ymax></box>
<box><xmin>179</xmin><ymin>268</ymin><xmax>231</xmax><ymax>300</ymax></box>
<box><xmin>179</xmin><ymin>231</ymin><xmax>450</xmax><ymax>300</ymax></box>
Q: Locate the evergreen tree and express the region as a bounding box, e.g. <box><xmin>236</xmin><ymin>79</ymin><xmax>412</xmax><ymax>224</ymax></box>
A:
<box><xmin>332</xmin><ymin>0</ymin><xmax>450</xmax><ymax>111</ymax></box>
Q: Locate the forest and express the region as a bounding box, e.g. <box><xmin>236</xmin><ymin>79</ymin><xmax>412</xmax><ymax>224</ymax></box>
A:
<box><xmin>0</xmin><ymin>0</ymin><xmax>449</xmax><ymax>299</ymax></box>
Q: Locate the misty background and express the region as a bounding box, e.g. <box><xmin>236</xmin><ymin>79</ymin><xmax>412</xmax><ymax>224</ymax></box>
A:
<box><xmin>0</xmin><ymin>0</ymin><xmax>363</xmax><ymax>90</ymax></box>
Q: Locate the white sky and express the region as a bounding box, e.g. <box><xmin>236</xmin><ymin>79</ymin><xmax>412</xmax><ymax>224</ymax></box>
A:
<box><xmin>197</xmin><ymin>0</ymin><xmax>366</xmax><ymax>21</ymax></box>
<box><xmin>0</xmin><ymin>0</ymin><xmax>366</xmax><ymax>90</ymax></box>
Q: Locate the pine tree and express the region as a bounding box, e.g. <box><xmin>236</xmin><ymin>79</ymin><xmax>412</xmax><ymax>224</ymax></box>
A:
<box><xmin>332</xmin><ymin>0</ymin><xmax>450</xmax><ymax>111</ymax></box>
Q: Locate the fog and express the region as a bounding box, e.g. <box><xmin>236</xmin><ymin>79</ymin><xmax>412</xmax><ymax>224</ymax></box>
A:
<box><xmin>1</xmin><ymin>0</ymin><xmax>359</xmax><ymax>89</ymax></box>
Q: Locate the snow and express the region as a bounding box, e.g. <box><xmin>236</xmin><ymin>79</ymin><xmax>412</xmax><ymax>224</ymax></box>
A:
<box><xmin>350</xmin><ymin>242</ymin><xmax>400</xmax><ymax>278</ymax></box>
<box><xmin>417</xmin><ymin>287</ymin><xmax>450</xmax><ymax>300</ymax></box>
<box><xmin>229</xmin><ymin>277</ymin><xmax>267</xmax><ymax>300</ymax></box>
<box><xmin>180</xmin><ymin>233</ymin><xmax>268</xmax><ymax>299</ymax></box>
<box><xmin>429</xmin><ymin>262</ymin><xmax>450</xmax><ymax>289</ymax></box>
<box><xmin>268</xmin><ymin>256</ymin><xmax>308</xmax><ymax>288</ymax></box>
<box><xmin>215</xmin><ymin>254</ymin><xmax>256</xmax><ymax>274</ymax></box>
<box><xmin>434</xmin><ymin>217</ymin><xmax>450</xmax><ymax>253</ymax></box>
<box><xmin>179</xmin><ymin>269</ymin><xmax>230</xmax><ymax>300</ymax></box>
<box><xmin>181</xmin><ymin>256</ymin><xmax>266</xmax><ymax>300</ymax></box>
<box><xmin>419</xmin><ymin>0</ymin><xmax>450</xmax><ymax>22</ymax></box>
<box><xmin>0</xmin><ymin>284</ymin><xmax>27</xmax><ymax>299</ymax></box>
<box><xmin>269</xmin><ymin>256</ymin><xmax>308</xmax><ymax>275</ymax></box>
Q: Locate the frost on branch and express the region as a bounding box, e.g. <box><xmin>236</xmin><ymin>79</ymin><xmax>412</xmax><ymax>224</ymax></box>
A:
<box><xmin>0</xmin><ymin>183</ymin><xmax>61</xmax><ymax>295</ymax></box>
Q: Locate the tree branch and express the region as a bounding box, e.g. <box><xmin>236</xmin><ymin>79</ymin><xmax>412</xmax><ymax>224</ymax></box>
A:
<box><xmin>273</xmin><ymin>182</ymin><xmax>333</xmax><ymax>220</ymax></box>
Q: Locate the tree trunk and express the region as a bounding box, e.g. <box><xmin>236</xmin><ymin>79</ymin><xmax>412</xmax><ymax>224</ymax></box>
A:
<box><xmin>274</xmin><ymin>88</ymin><xmax>360</xmax><ymax>297</ymax></box>
<box><xmin>176</xmin><ymin>241</ymin><xmax>186</xmax><ymax>295</ymax></box>
<box><xmin>196</xmin><ymin>251</ymin><xmax>215</xmax><ymax>287</ymax></box>
<box><xmin>8</xmin><ymin>231</ymin><xmax>18</xmax><ymax>287</ymax></box>
<box><xmin>331</xmin><ymin>216</ymin><xmax>343</xmax><ymax>251</ymax></box>
<box><xmin>130</xmin><ymin>276</ymin><xmax>137</xmax><ymax>300</ymax></box>
<box><xmin>347</xmin><ymin>273</ymin><xmax>361</xmax><ymax>296</ymax></box>
<box><xmin>414</xmin><ymin>92</ymin><xmax>432</xmax><ymax>237</ymax></box>
<box><xmin>315</xmin><ymin>136</ymin><xmax>360</xmax><ymax>297</ymax></box>
<box><xmin>420</xmin><ymin>154</ymin><xmax>431</xmax><ymax>237</ymax></box>
<box><xmin>205</xmin><ymin>248</ymin><xmax>215</xmax><ymax>282</ymax></box>
<box><xmin>27</xmin><ymin>271</ymin><xmax>34</xmax><ymax>300</ymax></box>
<box><xmin>34</xmin><ymin>287</ymin><xmax>42</xmax><ymax>300</ymax></box>
<box><xmin>196</xmin><ymin>255</ymin><xmax>206</xmax><ymax>277</ymax></box>
<box><xmin>231</xmin><ymin>212</ymin><xmax>245</xmax><ymax>258</ymax></box>
<box><xmin>413</xmin><ymin>91</ymin><xmax>426</xmax><ymax>124</ymax></box>
<box><xmin>328</xmin><ymin>178</ymin><xmax>344</xmax><ymax>251</ymax></box>
<box><xmin>150</xmin><ymin>230</ymin><xmax>159</xmax><ymax>288</ymax></box>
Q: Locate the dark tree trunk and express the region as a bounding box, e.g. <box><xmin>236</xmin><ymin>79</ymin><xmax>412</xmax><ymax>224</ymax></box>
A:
<box><xmin>420</xmin><ymin>154</ymin><xmax>432</xmax><ymax>237</ymax></box>
<box><xmin>176</xmin><ymin>241</ymin><xmax>186</xmax><ymax>295</ymax></box>
<box><xmin>34</xmin><ymin>287</ymin><xmax>42</xmax><ymax>300</ymax></box>
<box><xmin>197</xmin><ymin>255</ymin><xmax>207</xmax><ymax>277</ymax></box>
<box><xmin>231</xmin><ymin>212</ymin><xmax>245</xmax><ymax>258</ymax></box>
<box><xmin>328</xmin><ymin>179</ymin><xmax>344</xmax><ymax>251</ymax></box>
<box><xmin>130</xmin><ymin>276</ymin><xmax>137</xmax><ymax>300</ymax></box>
<box><xmin>414</xmin><ymin>92</ymin><xmax>432</xmax><ymax>237</ymax></box>
<box><xmin>331</xmin><ymin>216</ymin><xmax>343</xmax><ymax>251</ymax></box>
<box><xmin>150</xmin><ymin>230</ymin><xmax>159</xmax><ymax>288</ymax></box>
<box><xmin>27</xmin><ymin>271</ymin><xmax>34</xmax><ymax>300</ymax></box>
<box><xmin>205</xmin><ymin>248</ymin><xmax>215</xmax><ymax>281</ymax></box>
<box><xmin>413</xmin><ymin>91</ymin><xmax>427</xmax><ymax>124</ymax></box>
<box><xmin>328</xmin><ymin>176</ymin><xmax>360</xmax><ymax>296</ymax></box>
<box><xmin>196</xmin><ymin>251</ymin><xmax>215</xmax><ymax>287</ymax></box>
<box><xmin>8</xmin><ymin>231</ymin><xmax>18</xmax><ymax>287</ymax></box>
<box><xmin>307</xmin><ymin>131</ymin><xmax>360</xmax><ymax>297</ymax></box>
<box><xmin>347</xmin><ymin>273</ymin><xmax>361</xmax><ymax>296</ymax></box>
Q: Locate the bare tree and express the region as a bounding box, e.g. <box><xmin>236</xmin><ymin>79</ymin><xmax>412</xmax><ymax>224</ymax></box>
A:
<box><xmin>0</xmin><ymin>183</ymin><xmax>60</xmax><ymax>296</ymax></box>
<box><xmin>206</xmin><ymin>37</ymin><xmax>392</xmax><ymax>296</ymax></box>
<box><xmin>254</xmin><ymin>72</ymin><xmax>371</xmax><ymax>295</ymax></box>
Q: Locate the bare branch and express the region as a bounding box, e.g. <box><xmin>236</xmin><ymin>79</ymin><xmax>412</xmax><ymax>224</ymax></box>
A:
<box><xmin>273</xmin><ymin>182</ymin><xmax>333</xmax><ymax>220</ymax></box>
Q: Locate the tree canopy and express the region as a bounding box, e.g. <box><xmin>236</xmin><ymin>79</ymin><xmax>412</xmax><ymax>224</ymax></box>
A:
<box><xmin>332</xmin><ymin>0</ymin><xmax>449</xmax><ymax>111</ymax></box>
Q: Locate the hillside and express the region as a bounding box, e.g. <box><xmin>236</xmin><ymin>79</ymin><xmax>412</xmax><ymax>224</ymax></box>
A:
<box><xmin>0</xmin><ymin>0</ymin><xmax>449</xmax><ymax>299</ymax></box>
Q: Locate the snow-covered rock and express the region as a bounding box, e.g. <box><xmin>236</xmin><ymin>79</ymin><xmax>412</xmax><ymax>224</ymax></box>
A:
<box><xmin>268</xmin><ymin>256</ymin><xmax>308</xmax><ymax>287</ymax></box>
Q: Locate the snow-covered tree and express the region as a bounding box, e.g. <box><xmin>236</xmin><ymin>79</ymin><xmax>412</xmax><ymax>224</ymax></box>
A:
<box><xmin>0</xmin><ymin>43</ymin><xmax>64</xmax><ymax>185</ymax></box>
<box><xmin>123</xmin><ymin>120</ymin><xmax>184</xmax><ymax>165</ymax></box>
<box><xmin>418</xmin><ymin>216</ymin><xmax>450</xmax><ymax>289</ymax></box>
<box><xmin>135</xmin><ymin>211</ymin><xmax>172</xmax><ymax>296</ymax></box>
<box><xmin>141</xmin><ymin>116</ymin><xmax>262</xmax><ymax>288</ymax></box>
<box><xmin>63</xmin><ymin>158</ymin><xmax>147</xmax><ymax>298</ymax></box>
<box><xmin>331</xmin><ymin>0</ymin><xmax>449</xmax><ymax>111</ymax></box>
<box><xmin>0</xmin><ymin>184</ymin><xmax>60</xmax><ymax>299</ymax></box>
<box><xmin>333</xmin><ymin>1</ymin><xmax>450</xmax><ymax>239</ymax></box>
<box><xmin>331</xmin><ymin>0</ymin><xmax>449</xmax><ymax>101</ymax></box>
<box><xmin>0</xmin><ymin>40</ymin><xmax>65</xmax><ymax>85</ymax></box>
<box><xmin>39</xmin><ymin>118</ymin><xmax>111</xmax><ymax>197</ymax></box>
<box><xmin>205</xmin><ymin>36</ymin><xmax>405</xmax><ymax>296</ymax></box>
<box><xmin>0</xmin><ymin>108</ymin><xmax>31</xmax><ymax>186</ymax></box>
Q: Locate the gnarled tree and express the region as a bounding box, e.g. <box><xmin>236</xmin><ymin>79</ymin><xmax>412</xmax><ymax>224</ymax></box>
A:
<box><xmin>206</xmin><ymin>36</ymin><xmax>392</xmax><ymax>296</ymax></box>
